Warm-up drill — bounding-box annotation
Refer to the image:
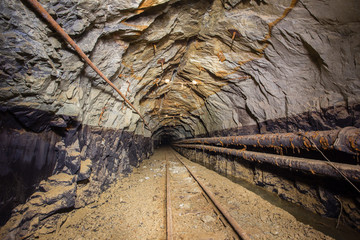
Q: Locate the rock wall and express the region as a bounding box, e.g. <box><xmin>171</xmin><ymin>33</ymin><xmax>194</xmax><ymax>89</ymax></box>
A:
<box><xmin>0</xmin><ymin>106</ymin><xmax>152</xmax><ymax>238</ymax></box>
<box><xmin>0</xmin><ymin>0</ymin><xmax>152</xmax><ymax>133</ymax></box>
<box><xmin>146</xmin><ymin>0</ymin><xmax>360</xmax><ymax>139</ymax></box>
<box><xmin>1</xmin><ymin>0</ymin><xmax>155</xmax><ymax>235</ymax></box>
<box><xmin>197</xmin><ymin>103</ymin><xmax>360</xmax><ymax>137</ymax></box>
<box><xmin>191</xmin><ymin>0</ymin><xmax>360</xmax><ymax>136</ymax></box>
<box><xmin>1</xmin><ymin>0</ymin><xmax>359</xmax><ymax>141</ymax></box>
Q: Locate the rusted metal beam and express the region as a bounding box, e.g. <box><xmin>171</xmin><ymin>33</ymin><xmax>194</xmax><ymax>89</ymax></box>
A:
<box><xmin>176</xmin><ymin>127</ymin><xmax>360</xmax><ymax>155</ymax></box>
<box><xmin>24</xmin><ymin>0</ymin><xmax>150</xmax><ymax>130</ymax></box>
<box><xmin>166</xmin><ymin>153</ymin><xmax>173</xmax><ymax>240</ymax></box>
<box><xmin>172</xmin><ymin>151</ymin><xmax>251</xmax><ymax>240</ymax></box>
<box><xmin>173</xmin><ymin>144</ymin><xmax>360</xmax><ymax>182</ymax></box>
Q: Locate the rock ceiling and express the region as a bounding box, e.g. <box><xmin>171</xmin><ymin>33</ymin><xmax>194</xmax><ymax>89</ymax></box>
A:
<box><xmin>1</xmin><ymin>0</ymin><xmax>359</xmax><ymax>139</ymax></box>
<box><xmin>124</xmin><ymin>0</ymin><xmax>297</xmax><ymax>137</ymax></box>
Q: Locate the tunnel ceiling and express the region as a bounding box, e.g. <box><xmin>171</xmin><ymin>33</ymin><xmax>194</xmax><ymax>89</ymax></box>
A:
<box><xmin>1</xmin><ymin>0</ymin><xmax>360</xmax><ymax>140</ymax></box>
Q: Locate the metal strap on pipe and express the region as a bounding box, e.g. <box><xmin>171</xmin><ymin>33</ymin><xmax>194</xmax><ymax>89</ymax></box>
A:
<box><xmin>173</xmin><ymin>144</ymin><xmax>360</xmax><ymax>182</ymax></box>
<box><xmin>176</xmin><ymin>127</ymin><xmax>360</xmax><ymax>155</ymax></box>
<box><xmin>24</xmin><ymin>0</ymin><xmax>150</xmax><ymax>130</ymax></box>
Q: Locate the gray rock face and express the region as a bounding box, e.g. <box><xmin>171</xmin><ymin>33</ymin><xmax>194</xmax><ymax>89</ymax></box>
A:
<box><xmin>1</xmin><ymin>0</ymin><xmax>359</xmax><ymax>138</ymax></box>
<box><xmin>1</xmin><ymin>0</ymin><xmax>360</xmax><ymax>236</ymax></box>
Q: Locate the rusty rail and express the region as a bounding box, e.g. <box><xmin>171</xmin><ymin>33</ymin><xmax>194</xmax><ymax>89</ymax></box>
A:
<box><xmin>173</xmin><ymin>144</ymin><xmax>360</xmax><ymax>182</ymax></box>
<box><xmin>176</xmin><ymin>127</ymin><xmax>360</xmax><ymax>155</ymax></box>
<box><xmin>24</xmin><ymin>0</ymin><xmax>150</xmax><ymax>130</ymax></box>
<box><xmin>166</xmin><ymin>153</ymin><xmax>173</xmax><ymax>240</ymax></box>
<box><xmin>172</xmin><ymin>150</ymin><xmax>251</xmax><ymax>240</ymax></box>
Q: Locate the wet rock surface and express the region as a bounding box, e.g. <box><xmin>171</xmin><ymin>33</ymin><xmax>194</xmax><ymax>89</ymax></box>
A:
<box><xmin>0</xmin><ymin>106</ymin><xmax>152</xmax><ymax>237</ymax></box>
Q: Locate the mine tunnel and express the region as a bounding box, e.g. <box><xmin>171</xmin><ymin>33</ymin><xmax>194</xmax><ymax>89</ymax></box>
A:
<box><xmin>1</xmin><ymin>0</ymin><xmax>360</xmax><ymax>239</ymax></box>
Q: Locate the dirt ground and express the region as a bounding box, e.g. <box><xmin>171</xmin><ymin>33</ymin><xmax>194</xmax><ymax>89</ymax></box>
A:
<box><xmin>167</xmin><ymin>151</ymin><xmax>238</xmax><ymax>239</ymax></box>
<box><xmin>30</xmin><ymin>147</ymin><xmax>337</xmax><ymax>240</ymax></box>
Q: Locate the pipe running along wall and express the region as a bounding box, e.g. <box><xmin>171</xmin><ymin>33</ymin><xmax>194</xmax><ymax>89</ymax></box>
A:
<box><xmin>173</xmin><ymin>144</ymin><xmax>360</xmax><ymax>182</ymax></box>
<box><xmin>24</xmin><ymin>0</ymin><xmax>150</xmax><ymax>130</ymax></box>
<box><xmin>176</xmin><ymin>127</ymin><xmax>360</xmax><ymax>155</ymax></box>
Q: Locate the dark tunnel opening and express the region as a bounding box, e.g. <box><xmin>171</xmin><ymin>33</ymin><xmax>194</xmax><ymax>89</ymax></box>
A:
<box><xmin>157</xmin><ymin>134</ymin><xmax>174</xmax><ymax>147</ymax></box>
<box><xmin>152</xmin><ymin>125</ymin><xmax>193</xmax><ymax>148</ymax></box>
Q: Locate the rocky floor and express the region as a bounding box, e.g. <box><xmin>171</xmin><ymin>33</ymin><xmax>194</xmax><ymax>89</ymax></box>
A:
<box><xmin>167</xmin><ymin>151</ymin><xmax>238</xmax><ymax>239</ymax></box>
<box><xmin>13</xmin><ymin>147</ymin><xmax>346</xmax><ymax>239</ymax></box>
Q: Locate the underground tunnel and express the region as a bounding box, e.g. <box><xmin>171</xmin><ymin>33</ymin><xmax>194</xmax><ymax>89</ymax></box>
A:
<box><xmin>0</xmin><ymin>0</ymin><xmax>360</xmax><ymax>239</ymax></box>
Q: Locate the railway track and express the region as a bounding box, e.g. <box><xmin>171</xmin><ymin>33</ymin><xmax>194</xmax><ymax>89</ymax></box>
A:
<box><xmin>21</xmin><ymin>147</ymin><xmax>350</xmax><ymax>239</ymax></box>
<box><xmin>165</xmin><ymin>149</ymin><xmax>250</xmax><ymax>240</ymax></box>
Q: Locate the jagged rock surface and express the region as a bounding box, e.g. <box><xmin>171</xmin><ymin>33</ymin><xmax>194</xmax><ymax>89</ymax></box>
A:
<box><xmin>0</xmin><ymin>0</ymin><xmax>360</xmax><ymax>237</ymax></box>
<box><xmin>0</xmin><ymin>106</ymin><xmax>152</xmax><ymax>238</ymax></box>
<box><xmin>1</xmin><ymin>0</ymin><xmax>359</xmax><ymax>139</ymax></box>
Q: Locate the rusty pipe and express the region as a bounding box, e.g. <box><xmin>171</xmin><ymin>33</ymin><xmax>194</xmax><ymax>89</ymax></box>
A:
<box><xmin>176</xmin><ymin>127</ymin><xmax>360</xmax><ymax>155</ymax></box>
<box><xmin>166</xmin><ymin>153</ymin><xmax>173</xmax><ymax>240</ymax></box>
<box><xmin>173</xmin><ymin>144</ymin><xmax>360</xmax><ymax>182</ymax></box>
<box><xmin>24</xmin><ymin>0</ymin><xmax>150</xmax><ymax>130</ymax></box>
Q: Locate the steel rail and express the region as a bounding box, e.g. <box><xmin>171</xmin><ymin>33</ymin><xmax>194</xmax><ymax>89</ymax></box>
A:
<box><xmin>24</xmin><ymin>0</ymin><xmax>150</xmax><ymax>130</ymax></box>
<box><xmin>172</xmin><ymin>150</ymin><xmax>251</xmax><ymax>240</ymax></box>
<box><xmin>175</xmin><ymin>127</ymin><xmax>360</xmax><ymax>155</ymax></box>
<box><xmin>173</xmin><ymin>144</ymin><xmax>360</xmax><ymax>182</ymax></box>
<box><xmin>165</xmin><ymin>152</ymin><xmax>173</xmax><ymax>240</ymax></box>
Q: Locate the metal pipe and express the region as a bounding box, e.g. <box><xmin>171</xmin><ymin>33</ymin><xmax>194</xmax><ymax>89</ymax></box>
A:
<box><xmin>176</xmin><ymin>127</ymin><xmax>360</xmax><ymax>155</ymax></box>
<box><xmin>173</xmin><ymin>144</ymin><xmax>360</xmax><ymax>182</ymax></box>
<box><xmin>172</xmin><ymin>151</ymin><xmax>251</xmax><ymax>240</ymax></box>
<box><xmin>24</xmin><ymin>0</ymin><xmax>150</xmax><ymax>130</ymax></box>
